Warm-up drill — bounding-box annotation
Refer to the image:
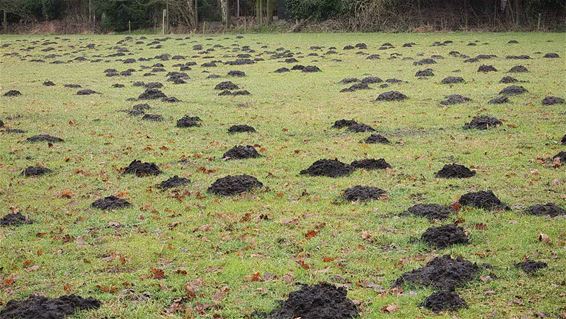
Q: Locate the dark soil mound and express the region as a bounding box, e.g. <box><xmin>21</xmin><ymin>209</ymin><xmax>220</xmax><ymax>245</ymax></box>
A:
<box><xmin>269</xmin><ymin>283</ymin><xmax>358</xmax><ymax>319</ymax></box>
<box><xmin>422</xmin><ymin>224</ymin><xmax>469</xmax><ymax>249</ymax></box>
<box><xmin>416</xmin><ymin>69</ymin><xmax>434</xmax><ymax>77</ymax></box>
<box><xmin>158</xmin><ymin>176</ymin><xmax>190</xmax><ymax>190</ymax></box>
<box><xmin>414</xmin><ymin>58</ymin><xmax>436</xmax><ymax>66</ymax></box>
<box><xmin>542</xmin><ymin>96</ymin><xmax>565</xmax><ymax>105</ymax></box>
<box><xmin>478</xmin><ymin>65</ymin><xmax>497</xmax><ymax>72</ymax></box>
<box><xmin>0</xmin><ymin>119</ymin><xmax>3</xmax><ymax>127</ymax></box>
<box><xmin>364</xmin><ymin>134</ymin><xmax>390</xmax><ymax>144</ymax></box>
<box><xmin>332</xmin><ymin>119</ymin><xmax>358</xmax><ymax>129</ymax></box>
<box><xmin>440</xmin><ymin>94</ymin><xmax>471</xmax><ymax>106</ymax></box>
<box><xmin>506</xmin><ymin>55</ymin><xmax>530</xmax><ymax>59</ymax></box>
<box><xmin>91</xmin><ymin>196</ymin><xmax>131</xmax><ymax>210</ymax></box>
<box><xmin>554</xmin><ymin>151</ymin><xmax>566</xmax><ymax>163</ymax></box>
<box><xmin>508</xmin><ymin>65</ymin><xmax>528</xmax><ymax>73</ymax></box>
<box><xmin>228</xmin><ymin>70</ymin><xmax>246</xmax><ymax>77</ymax></box>
<box><xmin>123</xmin><ymin>160</ymin><xmax>161</xmax><ymax>177</ymax></box>
<box><xmin>4</xmin><ymin>90</ymin><xmax>22</xmax><ymax>97</ymax></box>
<box><xmin>133</xmin><ymin>103</ymin><xmax>151</xmax><ymax>111</ymax></box>
<box><xmin>300</xmin><ymin>159</ymin><xmax>353</xmax><ymax>177</ymax></box>
<box><xmin>350</xmin><ymin>158</ymin><xmax>391</xmax><ymax>170</ymax></box>
<box><xmin>515</xmin><ymin>261</ymin><xmax>547</xmax><ymax>274</ymax></box>
<box><xmin>76</xmin><ymin>89</ymin><xmax>97</xmax><ymax>95</ymax></box>
<box><xmin>21</xmin><ymin>166</ymin><xmax>52</xmax><ymax>177</ymax></box>
<box><xmin>0</xmin><ymin>212</ymin><xmax>32</xmax><ymax>227</ymax></box>
<box><xmin>376</xmin><ymin>91</ymin><xmax>407</xmax><ymax>101</ymax></box>
<box><xmin>347</xmin><ymin>123</ymin><xmax>375</xmax><ymax>133</ymax></box>
<box><xmin>361</xmin><ymin>76</ymin><xmax>382</xmax><ymax>84</ymax></box>
<box><xmin>340</xmin><ymin>83</ymin><xmax>370</xmax><ymax>92</ymax></box>
<box><xmin>526</xmin><ymin>203</ymin><xmax>565</xmax><ymax>217</ymax></box>
<box><xmin>463</xmin><ymin>115</ymin><xmax>502</xmax><ymax>130</ymax></box>
<box><xmin>435</xmin><ymin>164</ymin><xmax>475</xmax><ymax>178</ymax></box>
<box><xmin>228</xmin><ymin>124</ymin><xmax>256</xmax><ymax>133</ymax></box>
<box><xmin>499</xmin><ymin>85</ymin><xmax>527</xmax><ymax>95</ymax></box>
<box><xmin>421</xmin><ymin>290</ymin><xmax>467</xmax><ymax>313</ymax></box>
<box><xmin>543</xmin><ymin>53</ymin><xmax>560</xmax><ymax>58</ymax></box>
<box><xmin>562</xmin><ymin>134</ymin><xmax>566</xmax><ymax>145</ymax></box>
<box><xmin>393</xmin><ymin>255</ymin><xmax>479</xmax><ymax>290</ymax></box>
<box><xmin>459</xmin><ymin>190</ymin><xmax>508</xmax><ymax>210</ymax></box>
<box><xmin>302</xmin><ymin>66</ymin><xmax>321</xmax><ymax>73</ymax></box>
<box><xmin>215</xmin><ymin>81</ymin><xmax>239</xmax><ymax>90</ymax></box>
<box><xmin>343</xmin><ymin>186</ymin><xmax>385</xmax><ymax>202</ymax></box>
<box><xmin>176</xmin><ymin>115</ymin><xmax>201</xmax><ymax>127</ymax></box>
<box><xmin>223</xmin><ymin>145</ymin><xmax>261</xmax><ymax>160</ymax></box>
<box><xmin>138</xmin><ymin>88</ymin><xmax>166</xmax><ymax>100</ymax></box>
<box><xmin>43</xmin><ymin>81</ymin><xmax>55</xmax><ymax>86</ymax></box>
<box><xmin>142</xmin><ymin>114</ymin><xmax>163</xmax><ymax>121</ymax></box>
<box><xmin>26</xmin><ymin>134</ymin><xmax>64</xmax><ymax>143</ymax></box>
<box><xmin>406</xmin><ymin>204</ymin><xmax>453</xmax><ymax>220</ymax></box>
<box><xmin>275</xmin><ymin>67</ymin><xmax>290</xmax><ymax>73</ymax></box>
<box><xmin>488</xmin><ymin>96</ymin><xmax>509</xmax><ymax>104</ymax></box>
<box><xmin>441</xmin><ymin>77</ymin><xmax>465</xmax><ymax>84</ymax></box>
<box><xmin>207</xmin><ymin>174</ymin><xmax>263</xmax><ymax>196</ymax></box>
<box><xmin>0</xmin><ymin>294</ymin><xmax>101</xmax><ymax>319</ymax></box>
<box><xmin>340</xmin><ymin>78</ymin><xmax>359</xmax><ymax>84</ymax></box>
<box><xmin>499</xmin><ymin>76</ymin><xmax>518</xmax><ymax>84</ymax></box>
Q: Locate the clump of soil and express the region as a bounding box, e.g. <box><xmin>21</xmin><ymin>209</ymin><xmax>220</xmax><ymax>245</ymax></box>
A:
<box><xmin>515</xmin><ymin>260</ymin><xmax>547</xmax><ymax>274</ymax></box>
<box><xmin>0</xmin><ymin>119</ymin><xmax>3</xmax><ymax>127</ymax></box>
<box><xmin>0</xmin><ymin>212</ymin><xmax>32</xmax><ymax>227</ymax></box>
<box><xmin>488</xmin><ymin>96</ymin><xmax>509</xmax><ymax>104</ymax></box>
<box><xmin>441</xmin><ymin>77</ymin><xmax>465</xmax><ymax>84</ymax></box>
<box><xmin>275</xmin><ymin>67</ymin><xmax>290</xmax><ymax>73</ymax></box>
<box><xmin>459</xmin><ymin>190</ymin><xmax>509</xmax><ymax>210</ymax></box>
<box><xmin>343</xmin><ymin>186</ymin><xmax>385</xmax><ymax>202</ymax></box>
<box><xmin>350</xmin><ymin>158</ymin><xmax>391</xmax><ymax>170</ymax></box>
<box><xmin>176</xmin><ymin>115</ymin><xmax>201</xmax><ymax>128</ymax></box>
<box><xmin>478</xmin><ymin>65</ymin><xmax>497</xmax><ymax>72</ymax></box>
<box><xmin>228</xmin><ymin>124</ymin><xmax>256</xmax><ymax>133</ymax></box>
<box><xmin>364</xmin><ymin>134</ymin><xmax>390</xmax><ymax>144</ymax></box>
<box><xmin>347</xmin><ymin>123</ymin><xmax>375</xmax><ymax>133</ymax></box>
<box><xmin>123</xmin><ymin>160</ymin><xmax>161</xmax><ymax>177</ymax></box>
<box><xmin>215</xmin><ymin>81</ymin><xmax>239</xmax><ymax>90</ymax></box>
<box><xmin>340</xmin><ymin>78</ymin><xmax>359</xmax><ymax>84</ymax></box>
<box><xmin>207</xmin><ymin>174</ymin><xmax>263</xmax><ymax>196</ymax></box>
<box><xmin>302</xmin><ymin>66</ymin><xmax>321</xmax><ymax>73</ymax></box>
<box><xmin>393</xmin><ymin>255</ymin><xmax>479</xmax><ymax>290</ymax></box>
<box><xmin>508</xmin><ymin>65</ymin><xmax>528</xmax><ymax>73</ymax></box>
<box><xmin>361</xmin><ymin>76</ymin><xmax>382</xmax><ymax>84</ymax></box>
<box><xmin>138</xmin><ymin>88</ymin><xmax>166</xmax><ymax>100</ymax></box>
<box><xmin>416</xmin><ymin>69</ymin><xmax>434</xmax><ymax>77</ymax></box>
<box><xmin>43</xmin><ymin>80</ymin><xmax>55</xmax><ymax>86</ymax></box>
<box><xmin>21</xmin><ymin>166</ymin><xmax>52</xmax><ymax>177</ymax></box>
<box><xmin>158</xmin><ymin>176</ymin><xmax>190</xmax><ymax>190</ymax></box>
<box><xmin>499</xmin><ymin>76</ymin><xmax>518</xmax><ymax>84</ymax></box>
<box><xmin>406</xmin><ymin>204</ymin><xmax>453</xmax><ymax>220</ymax></box>
<box><xmin>0</xmin><ymin>294</ymin><xmax>101</xmax><ymax>319</ymax></box>
<box><xmin>4</xmin><ymin>90</ymin><xmax>22</xmax><ymax>97</ymax></box>
<box><xmin>340</xmin><ymin>83</ymin><xmax>370</xmax><ymax>92</ymax></box>
<box><xmin>463</xmin><ymin>115</ymin><xmax>502</xmax><ymax>130</ymax></box>
<box><xmin>228</xmin><ymin>70</ymin><xmax>246</xmax><ymax>77</ymax></box>
<box><xmin>269</xmin><ymin>283</ymin><xmax>359</xmax><ymax>319</ymax></box>
<box><xmin>561</xmin><ymin>134</ymin><xmax>566</xmax><ymax>145</ymax></box>
<box><xmin>414</xmin><ymin>58</ymin><xmax>436</xmax><ymax>66</ymax></box>
<box><xmin>421</xmin><ymin>224</ymin><xmax>469</xmax><ymax>249</ymax></box>
<box><xmin>142</xmin><ymin>114</ymin><xmax>163</xmax><ymax>121</ymax></box>
<box><xmin>26</xmin><ymin>134</ymin><xmax>64</xmax><ymax>143</ymax></box>
<box><xmin>376</xmin><ymin>91</ymin><xmax>407</xmax><ymax>101</ymax></box>
<box><xmin>542</xmin><ymin>96</ymin><xmax>565</xmax><ymax>105</ymax></box>
<box><xmin>499</xmin><ymin>85</ymin><xmax>527</xmax><ymax>95</ymax></box>
<box><xmin>332</xmin><ymin>119</ymin><xmax>358</xmax><ymax>129</ymax></box>
<box><xmin>526</xmin><ymin>203</ymin><xmax>565</xmax><ymax>217</ymax></box>
<box><xmin>91</xmin><ymin>196</ymin><xmax>131</xmax><ymax>210</ymax></box>
<box><xmin>554</xmin><ymin>151</ymin><xmax>566</xmax><ymax>163</ymax></box>
<box><xmin>440</xmin><ymin>94</ymin><xmax>471</xmax><ymax>106</ymax></box>
<box><xmin>223</xmin><ymin>145</ymin><xmax>261</xmax><ymax>160</ymax></box>
<box><xmin>435</xmin><ymin>164</ymin><xmax>475</xmax><ymax>178</ymax></box>
<box><xmin>76</xmin><ymin>89</ymin><xmax>97</xmax><ymax>95</ymax></box>
<box><xmin>543</xmin><ymin>52</ymin><xmax>560</xmax><ymax>58</ymax></box>
<box><xmin>300</xmin><ymin>159</ymin><xmax>353</xmax><ymax>177</ymax></box>
<box><xmin>421</xmin><ymin>290</ymin><xmax>467</xmax><ymax>313</ymax></box>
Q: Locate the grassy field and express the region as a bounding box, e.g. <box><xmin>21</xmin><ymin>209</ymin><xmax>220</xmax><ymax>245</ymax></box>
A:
<box><xmin>0</xmin><ymin>32</ymin><xmax>565</xmax><ymax>318</ymax></box>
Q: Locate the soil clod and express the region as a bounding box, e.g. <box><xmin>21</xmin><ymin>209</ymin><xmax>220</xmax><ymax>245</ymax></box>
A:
<box><xmin>26</xmin><ymin>134</ymin><xmax>64</xmax><ymax>143</ymax></box>
<box><xmin>228</xmin><ymin>124</ymin><xmax>256</xmax><ymax>133</ymax></box>
<box><xmin>542</xmin><ymin>96</ymin><xmax>564</xmax><ymax>105</ymax></box>
<box><xmin>0</xmin><ymin>294</ymin><xmax>101</xmax><ymax>319</ymax></box>
<box><xmin>364</xmin><ymin>134</ymin><xmax>390</xmax><ymax>144</ymax></box>
<box><xmin>499</xmin><ymin>85</ymin><xmax>527</xmax><ymax>95</ymax></box>
<box><xmin>406</xmin><ymin>204</ymin><xmax>453</xmax><ymax>220</ymax></box>
<box><xmin>222</xmin><ymin>145</ymin><xmax>261</xmax><ymax>160</ymax></box>
<box><xmin>138</xmin><ymin>88</ymin><xmax>166</xmax><ymax>100</ymax></box>
<box><xmin>440</xmin><ymin>94</ymin><xmax>471</xmax><ymax>105</ymax></box>
<box><xmin>515</xmin><ymin>260</ymin><xmax>548</xmax><ymax>274</ymax></box>
<box><xmin>0</xmin><ymin>212</ymin><xmax>32</xmax><ymax>227</ymax></box>
<box><xmin>421</xmin><ymin>290</ymin><xmax>467</xmax><ymax>313</ymax></box>
<box><xmin>207</xmin><ymin>174</ymin><xmax>263</xmax><ymax>196</ymax></box>
<box><xmin>176</xmin><ymin>115</ymin><xmax>201</xmax><ymax>127</ymax></box>
<box><xmin>463</xmin><ymin>115</ymin><xmax>502</xmax><ymax>130</ymax></box>
<box><xmin>350</xmin><ymin>158</ymin><xmax>391</xmax><ymax>170</ymax></box>
<box><xmin>459</xmin><ymin>190</ymin><xmax>509</xmax><ymax>210</ymax></box>
<box><xmin>526</xmin><ymin>203</ymin><xmax>565</xmax><ymax>217</ymax></box>
<box><xmin>441</xmin><ymin>76</ymin><xmax>465</xmax><ymax>84</ymax></box>
<box><xmin>91</xmin><ymin>196</ymin><xmax>131</xmax><ymax>210</ymax></box>
<box><xmin>376</xmin><ymin>91</ymin><xmax>407</xmax><ymax>101</ymax></box>
<box><xmin>123</xmin><ymin>160</ymin><xmax>161</xmax><ymax>177</ymax></box>
<box><xmin>4</xmin><ymin>90</ymin><xmax>22</xmax><ymax>97</ymax></box>
<box><xmin>435</xmin><ymin>164</ymin><xmax>475</xmax><ymax>178</ymax></box>
<box><xmin>158</xmin><ymin>176</ymin><xmax>190</xmax><ymax>190</ymax></box>
<box><xmin>21</xmin><ymin>166</ymin><xmax>52</xmax><ymax>177</ymax></box>
<box><xmin>301</xmin><ymin>159</ymin><xmax>353</xmax><ymax>177</ymax></box>
<box><xmin>421</xmin><ymin>224</ymin><xmax>469</xmax><ymax>248</ymax></box>
<box><xmin>343</xmin><ymin>186</ymin><xmax>386</xmax><ymax>202</ymax></box>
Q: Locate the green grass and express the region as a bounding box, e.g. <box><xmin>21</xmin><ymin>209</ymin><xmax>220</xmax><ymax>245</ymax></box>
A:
<box><xmin>0</xmin><ymin>32</ymin><xmax>565</xmax><ymax>318</ymax></box>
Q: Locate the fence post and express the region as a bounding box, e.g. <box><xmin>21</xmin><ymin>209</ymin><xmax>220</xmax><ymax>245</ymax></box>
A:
<box><xmin>128</xmin><ymin>20</ymin><xmax>131</xmax><ymax>34</ymax></box>
<box><xmin>537</xmin><ymin>13</ymin><xmax>541</xmax><ymax>30</ymax></box>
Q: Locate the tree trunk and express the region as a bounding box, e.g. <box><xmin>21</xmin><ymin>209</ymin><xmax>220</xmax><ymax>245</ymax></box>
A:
<box><xmin>3</xmin><ymin>10</ymin><xmax>7</xmax><ymax>33</ymax></box>
<box><xmin>220</xmin><ymin>0</ymin><xmax>229</xmax><ymax>26</ymax></box>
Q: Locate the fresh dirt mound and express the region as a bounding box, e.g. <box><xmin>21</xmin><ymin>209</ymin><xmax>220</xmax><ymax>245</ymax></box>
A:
<box><xmin>361</xmin><ymin>76</ymin><xmax>382</xmax><ymax>84</ymax></box>
<box><xmin>499</xmin><ymin>76</ymin><xmax>518</xmax><ymax>84</ymax></box>
<box><xmin>76</xmin><ymin>89</ymin><xmax>97</xmax><ymax>95</ymax></box>
<box><xmin>207</xmin><ymin>174</ymin><xmax>263</xmax><ymax>196</ymax></box>
<box><xmin>91</xmin><ymin>196</ymin><xmax>131</xmax><ymax>210</ymax></box>
<box><xmin>543</xmin><ymin>52</ymin><xmax>560</xmax><ymax>58</ymax></box>
<box><xmin>26</xmin><ymin>134</ymin><xmax>64</xmax><ymax>143</ymax></box>
<box><xmin>440</xmin><ymin>94</ymin><xmax>471</xmax><ymax>106</ymax></box>
<box><xmin>421</xmin><ymin>290</ymin><xmax>467</xmax><ymax>313</ymax></box>
<box><xmin>223</xmin><ymin>145</ymin><xmax>261</xmax><ymax>160</ymax></box>
<box><xmin>393</xmin><ymin>255</ymin><xmax>479</xmax><ymax>290</ymax></box>
<box><xmin>542</xmin><ymin>96</ymin><xmax>565</xmax><ymax>105</ymax></box>
<box><xmin>228</xmin><ymin>70</ymin><xmax>246</xmax><ymax>77</ymax></box>
<box><xmin>275</xmin><ymin>67</ymin><xmax>290</xmax><ymax>73</ymax></box>
<box><xmin>158</xmin><ymin>176</ymin><xmax>190</xmax><ymax>190</ymax></box>
<box><xmin>441</xmin><ymin>77</ymin><xmax>465</xmax><ymax>84</ymax></box>
<box><xmin>416</xmin><ymin>69</ymin><xmax>434</xmax><ymax>77</ymax></box>
<box><xmin>347</xmin><ymin>123</ymin><xmax>375</xmax><ymax>133</ymax></box>
<box><xmin>421</xmin><ymin>224</ymin><xmax>469</xmax><ymax>248</ymax></box>
<box><xmin>133</xmin><ymin>103</ymin><xmax>151</xmax><ymax>111</ymax></box>
<box><xmin>123</xmin><ymin>160</ymin><xmax>161</xmax><ymax>177</ymax></box>
<box><xmin>0</xmin><ymin>294</ymin><xmax>101</xmax><ymax>319</ymax></box>
<box><xmin>21</xmin><ymin>166</ymin><xmax>52</xmax><ymax>177</ymax></box>
<box><xmin>515</xmin><ymin>260</ymin><xmax>547</xmax><ymax>274</ymax></box>
<box><xmin>343</xmin><ymin>186</ymin><xmax>386</xmax><ymax>202</ymax></box>
<box><xmin>340</xmin><ymin>83</ymin><xmax>370</xmax><ymax>92</ymax></box>
<box><xmin>554</xmin><ymin>151</ymin><xmax>566</xmax><ymax>163</ymax></box>
<box><xmin>562</xmin><ymin>134</ymin><xmax>566</xmax><ymax>145</ymax></box>
<box><xmin>364</xmin><ymin>134</ymin><xmax>390</xmax><ymax>144</ymax></box>
<box><xmin>463</xmin><ymin>115</ymin><xmax>502</xmax><ymax>130</ymax></box>
<box><xmin>300</xmin><ymin>159</ymin><xmax>353</xmax><ymax>177</ymax></box>
<box><xmin>459</xmin><ymin>190</ymin><xmax>509</xmax><ymax>210</ymax></box>
<box><xmin>340</xmin><ymin>78</ymin><xmax>359</xmax><ymax>84</ymax></box>
<box><xmin>215</xmin><ymin>81</ymin><xmax>239</xmax><ymax>90</ymax></box>
<box><xmin>508</xmin><ymin>65</ymin><xmax>528</xmax><ymax>73</ymax></box>
<box><xmin>0</xmin><ymin>119</ymin><xmax>3</xmax><ymax>127</ymax></box>
<box><xmin>138</xmin><ymin>89</ymin><xmax>166</xmax><ymax>100</ymax></box>
<box><xmin>526</xmin><ymin>203</ymin><xmax>565</xmax><ymax>217</ymax></box>
<box><xmin>3</xmin><ymin>90</ymin><xmax>22</xmax><ymax>97</ymax></box>
<box><xmin>499</xmin><ymin>85</ymin><xmax>527</xmax><ymax>95</ymax></box>
<box><xmin>302</xmin><ymin>66</ymin><xmax>321</xmax><ymax>73</ymax></box>
<box><xmin>176</xmin><ymin>116</ymin><xmax>201</xmax><ymax>127</ymax></box>
<box><xmin>435</xmin><ymin>164</ymin><xmax>475</xmax><ymax>178</ymax></box>
<box><xmin>0</xmin><ymin>212</ymin><xmax>32</xmax><ymax>227</ymax></box>
<box><xmin>142</xmin><ymin>114</ymin><xmax>163</xmax><ymax>122</ymax></box>
<box><xmin>414</xmin><ymin>58</ymin><xmax>436</xmax><ymax>66</ymax></box>
<box><xmin>506</xmin><ymin>55</ymin><xmax>531</xmax><ymax>59</ymax></box>
<box><xmin>228</xmin><ymin>124</ymin><xmax>256</xmax><ymax>133</ymax></box>
<box><xmin>488</xmin><ymin>96</ymin><xmax>509</xmax><ymax>104</ymax></box>
<box><xmin>376</xmin><ymin>91</ymin><xmax>407</xmax><ymax>101</ymax></box>
<box><xmin>332</xmin><ymin>119</ymin><xmax>358</xmax><ymax>129</ymax></box>
<box><xmin>406</xmin><ymin>204</ymin><xmax>453</xmax><ymax>220</ymax></box>
<box><xmin>478</xmin><ymin>65</ymin><xmax>497</xmax><ymax>72</ymax></box>
<box><xmin>350</xmin><ymin>158</ymin><xmax>391</xmax><ymax>170</ymax></box>
<box><xmin>269</xmin><ymin>283</ymin><xmax>358</xmax><ymax>319</ymax></box>
<box><xmin>43</xmin><ymin>81</ymin><xmax>55</xmax><ymax>86</ymax></box>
